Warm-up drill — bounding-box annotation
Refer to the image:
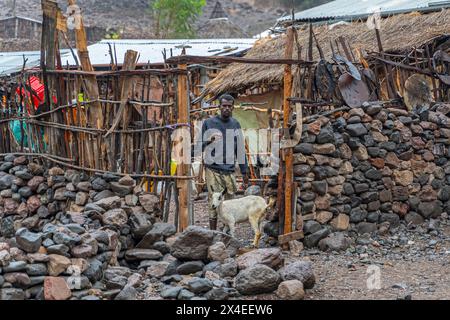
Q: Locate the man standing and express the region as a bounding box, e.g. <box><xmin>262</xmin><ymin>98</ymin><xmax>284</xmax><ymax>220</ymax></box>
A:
<box><xmin>201</xmin><ymin>94</ymin><xmax>249</xmax><ymax>230</ymax></box>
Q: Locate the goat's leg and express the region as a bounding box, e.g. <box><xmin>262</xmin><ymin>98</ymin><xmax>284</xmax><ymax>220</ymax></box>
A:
<box><xmin>249</xmin><ymin>215</ymin><xmax>262</xmax><ymax>248</ymax></box>
<box><xmin>253</xmin><ymin>232</ymin><xmax>262</xmax><ymax>248</ymax></box>
<box><xmin>222</xmin><ymin>224</ymin><xmax>230</xmax><ymax>235</ymax></box>
<box><xmin>229</xmin><ymin>223</ymin><xmax>237</xmax><ymax>238</ymax></box>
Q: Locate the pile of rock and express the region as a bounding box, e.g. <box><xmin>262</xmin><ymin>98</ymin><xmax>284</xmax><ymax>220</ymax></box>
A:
<box><xmin>272</xmin><ymin>103</ymin><xmax>450</xmax><ymax>250</ymax></box>
<box><xmin>1</xmin><ymin>223</ymin><xmax>315</xmax><ymax>300</ymax></box>
<box><xmin>0</xmin><ymin>155</ymin><xmax>162</xmax><ymax>299</ymax></box>
<box><xmin>152</xmin><ymin>226</ymin><xmax>315</xmax><ymax>300</ymax></box>
<box><xmin>0</xmin><ymin>155</ymin><xmax>316</xmax><ymax>300</ymax></box>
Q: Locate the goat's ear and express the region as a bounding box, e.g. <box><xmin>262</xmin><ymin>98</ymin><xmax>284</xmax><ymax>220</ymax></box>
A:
<box><xmin>221</xmin><ymin>189</ymin><xmax>227</xmax><ymax>197</ymax></box>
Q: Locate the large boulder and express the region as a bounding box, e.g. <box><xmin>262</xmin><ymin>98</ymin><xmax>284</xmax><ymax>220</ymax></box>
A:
<box><xmin>128</xmin><ymin>212</ymin><xmax>153</xmax><ymax>239</ymax></box>
<box><xmin>235</xmin><ymin>248</ymin><xmax>283</xmax><ymax>270</ymax></box>
<box><xmin>93</xmin><ymin>196</ymin><xmax>121</xmax><ymax>210</ymax></box>
<box><xmin>102</xmin><ymin>209</ymin><xmax>128</xmax><ymax>226</ymax></box>
<box><xmin>234</xmin><ymin>264</ymin><xmax>281</xmax><ymax>295</ymax></box>
<box><xmin>170</xmin><ymin>226</ymin><xmax>214</xmax><ymax>260</ymax></box>
<box><xmin>136</xmin><ymin>223</ymin><xmax>176</xmax><ymax>248</ymax></box>
<box><xmin>176</xmin><ymin>261</ymin><xmax>205</xmax><ymax>275</ymax></box>
<box><xmin>0</xmin><ymin>174</ymin><xmax>15</xmax><ymax>190</ymax></box>
<box><xmin>110</xmin><ymin>182</ymin><xmax>133</xmax><ymax>196</ymax></box>
<box><xmin>115</xmin><ymin>286</ymin><xmax>138</xmax><ymax>300</ymax></box>
<box><xmin>139</xmin><ymin>193</ymin><xmax>160</xmax><ymax>213</ymax></box>
<box><xmin>212</xmin><ymin>231</ymin><xmax>241</xmax><ymax>258</ymax></box>
<box><xmin>278</xmin><ymin>260</ymin><xmax>315</xmax><ymax>289</ymax></box>
<box><xmin>303</xmin><ymin>228</ymin><xmax>330</xmax><ymax>248</ymax></box>
<box><xmin>318</xmin><ymin>232</ymin><xmax>352</xmax><ymax>252</ymax></box>
<box><xmin>418</xmin><ymin>201</ymin><xmax>442</xmax><ymax>219</ymax></box>
<box><xmin>207</xmin><ymin>242</ymin><xmax>229</xmax><ymax>262</ymax></box>
<box><xmin>44</xmin><ymin>277</ymin><xmax>72</xmax><ymax>300</ymax></box>
<box><xmin>276</xmin><ymin>280</ymin><xmax>305</xmax><ymax>300</ymax></box>
<box><xmin>15</xmin><ymin>228</ymin><xmax>42</xmax><ymax>253</ymax></box>
<box><xmin>186</xmin><ymin>277</ymin><xmax>213</xmax><ymax>294</ymax></box>
<box><xmin>83</xmin><ymin>258</ymin><xmax>104</xmax><ymax>283</ymax></box>
<box><xmin>405</xmin><ymin>212</ymin><xmax>424</xmax><ymax>226</ymax></box>
<box><xmin>0</xmin><ymin>288</ymin><xmax>25</xmax><ymax>300</ymax></box>
<box><xmin>125</xmin><ymin>249</ymin><xmax>162</xmax><ymax>261</ymax></box>
<box><xmin>47</xmin><ymin>254</ymin><xmax>71</xmax><ymax>276</ymax></box>
<box><xmin>346</xmin><ymin>123</ymin><xmax>368</xmax><ymax>136</ymax></box>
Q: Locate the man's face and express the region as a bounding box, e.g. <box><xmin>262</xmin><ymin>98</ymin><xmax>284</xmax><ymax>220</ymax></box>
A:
<box><xmin>220</xmin><ymin>99</ymin><xmax>234</xmax><ymax>119</ymax></box>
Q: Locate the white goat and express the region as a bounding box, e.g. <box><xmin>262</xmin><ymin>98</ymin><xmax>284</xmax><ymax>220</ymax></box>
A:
<box><xmin>211</xmin><ymin>192</ymin><xmax>276</xmax><ymax>247</ymax></box>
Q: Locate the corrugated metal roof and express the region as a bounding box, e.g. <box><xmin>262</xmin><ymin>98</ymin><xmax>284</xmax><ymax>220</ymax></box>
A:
<box><xmin>0</xmin><ymin>15</ymin><xmax>42</xmax><ymax>24</ymax></box>
<box><xmin>278</xmin><ymin>0</ymin><xmax>450</xmax><ymax>22</ymax></box>
<box><xmin>0</xmin><ymin>38</ymin><xmax>255</xmax><ymax>76</ymax></box>
<box><xmin>61</xmin><ymin>38</ymin><xmax>257</xmax><ymax>66</ymax></box>
<box><xmin>0</xmin><ymin>50</ymin><xmax>67</xmax><ymax>76</ymax></box>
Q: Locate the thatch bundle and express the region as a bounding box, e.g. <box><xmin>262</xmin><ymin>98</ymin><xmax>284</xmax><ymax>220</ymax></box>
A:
<box><xmin>206</xmin><ymin>9</ymin><xmax>450</xmax><ymax>95</ymax></box>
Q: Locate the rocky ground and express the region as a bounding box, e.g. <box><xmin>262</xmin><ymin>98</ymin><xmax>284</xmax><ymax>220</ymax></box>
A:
<box><xmin>0</xmin><ymin>152</ymin><xmax>449</xmax><ymax>300</ymax></box>
<box><xmin>192</xmin><ymin>195</ymin><xmax>450</xmax><ymax>300</ymax></box>
<box><xmin>306</xmin><ymin>220</ymin><xmax>450</xmax><ymax>300</ymax></box>
<box><xmin>0</xmin><ymin>155</ymin><xmax>312</xmax><ymax>301</ymax></box>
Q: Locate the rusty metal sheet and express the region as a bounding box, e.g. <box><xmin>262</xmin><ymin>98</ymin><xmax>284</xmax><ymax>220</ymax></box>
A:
<box><xmin>333</xmin><ymin>54</ymin><xmax>361</xmax><ymax>81</ymax></box>
<box><xmin>314</xmin><ymin>59</ymin><xmax>335</xmax><ymax>100</ymax></box>
<box><xmin>362</xmin><ymin>68</ymin><xmax>376</xmax><ymax>83</ymax></box>
<box><xmin>404</xmin><ymin>74</ymin><xmax>432</xmax><ymax>111</ymax></box>
<box><xmin>433</xmin><ymin>50</ymin><xmax>450</xmax><ymax>85</ymax></box>
<box><xmin>338</xmin><ymin>73</ymin><xmax>369</xmax><ymax>108</ymax></box>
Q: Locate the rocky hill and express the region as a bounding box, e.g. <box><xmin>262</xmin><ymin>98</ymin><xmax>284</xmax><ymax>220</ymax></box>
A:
<box><xmin>0</xmin><ymin>0</ymin><xmax>290</xmax><ymax>39</ymax></box>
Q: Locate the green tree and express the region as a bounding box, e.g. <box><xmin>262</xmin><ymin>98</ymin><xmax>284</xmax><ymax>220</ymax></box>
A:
<box><xmin>150</xmin><ymin>0</ymin><xmax>206</xmax><ymax>39</ymax></box>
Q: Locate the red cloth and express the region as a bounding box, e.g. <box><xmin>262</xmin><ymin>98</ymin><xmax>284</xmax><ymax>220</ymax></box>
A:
<box><xmin>16</xmin><ymin>76</ymin><xmax>56</xmax><ymax>113</ymax></box>
<box><xmin>16</xmin><ymin>76</ymin><xmax>44</xmax><ymax>110</ymax></box>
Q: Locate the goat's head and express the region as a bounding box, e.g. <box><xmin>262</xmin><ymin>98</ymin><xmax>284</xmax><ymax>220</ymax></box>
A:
<box><xmin>211</xmin><ymin>190</ymin><xmax>226</xmax><ymax>210</ymax></box>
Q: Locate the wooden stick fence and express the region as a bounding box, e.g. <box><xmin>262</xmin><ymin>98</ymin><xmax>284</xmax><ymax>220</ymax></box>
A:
<box><xmin>1</xmin><ymin>65</ymin><xmax>192</xmax><ymax>230</ymax></box>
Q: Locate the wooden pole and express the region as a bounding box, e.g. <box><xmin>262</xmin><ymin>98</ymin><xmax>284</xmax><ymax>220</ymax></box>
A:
<box><xmin>375</xmin><ymin>28</ymin><xmax>396</xmax><ymax>100</ymax></box>
<box><xmin>41</xmin><ymin>0</ymin><xmax>67</xmax><ymax>158</ymax></box>
<box><xmin>67</xmin><ymin>0</ymin><xmax>104</xmax><ymax>169</ymax></box>
<box><xmin>104</xmin><ymin>50</ymin><xmax>139</xmax><ymax>173</ymax></box>
<box><xmin>176</xmin><ymin>55</ymin><xmax>191</xmax><ymax>232</ymax></box>
<box><xmin>283</xmin><ymin>27</ymin><xmax>295</xmax><ymax>236</ymax></box>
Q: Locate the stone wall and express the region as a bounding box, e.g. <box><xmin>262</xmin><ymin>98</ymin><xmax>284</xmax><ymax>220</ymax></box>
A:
<box><xmin>291</xmin><ymin>103</ymin><xmax>450</xmax><ymax>248</ymax></box>
<box><xmin>0</xmin><ymin>156</ymin><xmax>165</xmax><ymax>299</ymax></box>
<box><xmin>0</xmin><ymin>156</ymin><xmax>316</xmax><ymax>300</ymax></box>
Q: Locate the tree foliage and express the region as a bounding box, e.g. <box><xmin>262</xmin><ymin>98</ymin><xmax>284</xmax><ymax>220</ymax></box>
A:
<box><xmin>150</xmin><ymin>0</ymin><xmax>206</xmax><ymax>39</ymax></box>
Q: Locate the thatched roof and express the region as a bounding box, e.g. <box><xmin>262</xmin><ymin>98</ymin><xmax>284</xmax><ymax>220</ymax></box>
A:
<box><xmin>197</xmin><ymin>18</ymin><xmax>249</xmax><ymax>39</ymax></box>
<box><xmin>206</xmin><ymin>9</ymin><xmax>450</xmax><ymax>95</ymax></box>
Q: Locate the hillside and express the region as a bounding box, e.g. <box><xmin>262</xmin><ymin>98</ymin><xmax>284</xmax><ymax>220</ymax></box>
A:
<box><xmin>0</xmin><ymin>0</ymin><xmax>291</xmax><ymax>39</ymax></box>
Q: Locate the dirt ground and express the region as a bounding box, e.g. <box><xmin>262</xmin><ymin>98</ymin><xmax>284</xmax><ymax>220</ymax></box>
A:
<box><xmin>191</xmin><ymin>194</ymin><xmax>450</xmax><ymax>300</ymax></box>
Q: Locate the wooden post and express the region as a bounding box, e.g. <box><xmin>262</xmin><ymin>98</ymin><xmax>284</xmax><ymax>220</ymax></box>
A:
<box><xmin>283</xmin><ymin>27</ymin><xmax>295</xmax><ymax>236</ymax></box>
<box><xmin>67</xmin><ymin>0</ymin><xmax>104</xmax><ymax>169</ymax></box>
<box><xmin>375</xmin><ymin>28</ymin><xmax>396</xmax><ymax>100</ymax></box>
<box><xmin>177</xmin><ymin>57</ymin><xmax>191</xmax><ymax>232</ymax></box>
<box><xmin>41</xmin><ymin>0</ymin><xmax>65</xmax><ymax>158</ymax></box>
<box><xmin>119</xmin><ymin>51</ymin><xmax>138</xmax><ymax>173</ymax></box>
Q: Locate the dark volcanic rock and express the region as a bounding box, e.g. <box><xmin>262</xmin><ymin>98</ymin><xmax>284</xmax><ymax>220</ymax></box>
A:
<box><xmin>234</xmin><ymin>265</ymin><xmax>281</xmax><ymax>295</ymax></box>
<box><xmin>170</xmin><ymin>226</ymin><xmax>214</xmax><ymax>260</ymax></box>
